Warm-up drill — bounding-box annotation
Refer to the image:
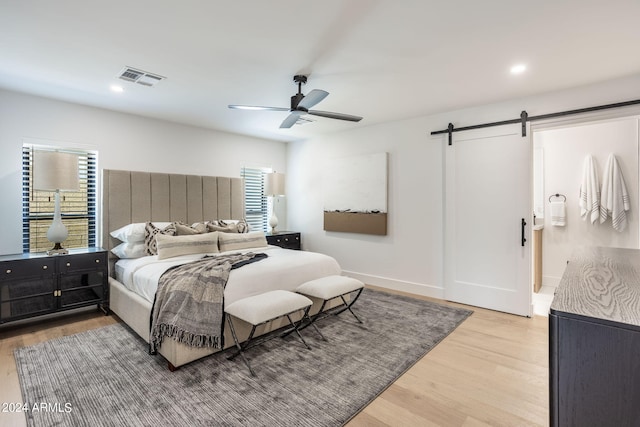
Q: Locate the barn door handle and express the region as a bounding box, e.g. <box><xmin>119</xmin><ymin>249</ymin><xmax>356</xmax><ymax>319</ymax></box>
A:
<box><xmin>521</xmin><ymin>218</ymin><xmax>527</xmax><ymax>247</ymax></box>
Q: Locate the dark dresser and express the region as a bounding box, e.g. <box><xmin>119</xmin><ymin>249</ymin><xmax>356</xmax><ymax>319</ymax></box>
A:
<box><xmin>266</xmin><ymin>231</ymin><xmax>301</xmax><ymax>250</ymax></box>
<box><xmin>549</xmin><ymin>246</ymin><xmax>640</xmax><ymax>427</ymax></box>
<box><xmin>0</xmin><ymin>248</ymin><xmax>109</xmax><ymax>324</ymax></box>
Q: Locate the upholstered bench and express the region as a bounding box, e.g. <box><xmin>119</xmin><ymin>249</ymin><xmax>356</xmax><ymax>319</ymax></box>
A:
<box><xmin>296</xmin><ymin>275</ymin><xmax>365</xmax><ymax>338</ymax></box>
<box><xmin>224</xmin><ymin>290</ymin><xmax>314</xmax><ymax>376</ymax></box>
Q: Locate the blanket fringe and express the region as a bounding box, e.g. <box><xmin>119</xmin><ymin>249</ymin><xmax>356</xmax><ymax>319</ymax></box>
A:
<box><xmin>151</xmin><ymin>323</ymin><xmax>220</xmax><ymax>353</ymax></box>
<box><xmin>149</xmin><ymin>252</ymin><xmax>267</xmax><ymax>355</ymax></box>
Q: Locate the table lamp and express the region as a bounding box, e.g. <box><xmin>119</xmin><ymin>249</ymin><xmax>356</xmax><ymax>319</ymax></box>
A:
<box><xmin>33</xmin><ymin>151</ymin><xmax>79</xmax><ymax>255</ymax></box>
<box><xmin>264</xmin><ymin>172</ymin><xmax>285</xmax><ymax>233</ymax></box>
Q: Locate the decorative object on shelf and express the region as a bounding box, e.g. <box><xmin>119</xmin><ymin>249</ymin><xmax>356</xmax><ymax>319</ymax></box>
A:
<box><xmin>264</xmin><ymin>172</ymin><xmax>285</xmax><ymax>233</ymax></box>
<box><xmin>33</xmin><ymin>151</ymin><xmax>79</xmax><ymax>255</ymax></box>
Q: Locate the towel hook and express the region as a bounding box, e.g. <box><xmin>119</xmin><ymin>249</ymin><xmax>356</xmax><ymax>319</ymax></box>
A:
<box><xmin>549</xmin><ymin>193</ymin><xmax>566</xmax><ymax>203</ymax></box>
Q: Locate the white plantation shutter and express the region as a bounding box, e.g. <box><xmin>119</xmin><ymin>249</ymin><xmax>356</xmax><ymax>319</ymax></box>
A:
<box><xmin>241</xmin><ymin>167</ymin><xmax>270</xmax><ymax>232</ymax></box>
<box><xmin>22</xmin><ymin>145</ymin><xmax>98</xmax><ymax>253</ymax></box>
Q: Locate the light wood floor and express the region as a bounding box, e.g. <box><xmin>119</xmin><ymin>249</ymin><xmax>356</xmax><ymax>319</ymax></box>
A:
<box><xmin>0</xmin><ymin>287</ymin><xmax>548</xmax><ymax>427</ymax></box>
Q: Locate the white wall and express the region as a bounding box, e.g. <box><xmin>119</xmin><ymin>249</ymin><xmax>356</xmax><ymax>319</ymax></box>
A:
<box><xmin>0</xmin><ymin>89</ymin><xmax>287</xmax><ymax>255</ymax></box>
<box><xmin>288</xmin><ymin>118</ymin><xmax>444</xmax><ymax>297</ymax></box>
<box><xmin>287</xmin><ymin>74</ymin><xmax>640</xmax><ymax>298</ymax></box>
<box><xmin>535</xmin><ymin>117</ymin><xmax>639</xmax><ymax>286</ymax></box>
<box><xmin>4</xmin><ymin>74</ymin><xmax>640</xmax><ymax>298</ymax></box>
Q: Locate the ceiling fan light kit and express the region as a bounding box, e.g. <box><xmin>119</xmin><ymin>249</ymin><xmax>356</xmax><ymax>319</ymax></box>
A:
<box><xmin>228</xmin><ymin>75</ymin><xmax>363</xmax><ymax>129</ymax></box>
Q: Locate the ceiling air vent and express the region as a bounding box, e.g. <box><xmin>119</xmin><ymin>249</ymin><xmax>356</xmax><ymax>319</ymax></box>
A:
<box><xmin>118</xmin><ymin>67</ymin><xmax>165</xmax><ymax>87</ymax></box>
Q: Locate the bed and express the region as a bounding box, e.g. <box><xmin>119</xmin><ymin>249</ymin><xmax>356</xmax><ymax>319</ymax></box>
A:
<box><xmin>102</xmin><ymin>169</ymin><xmax>341</xmax><ymax>370</ymax></box>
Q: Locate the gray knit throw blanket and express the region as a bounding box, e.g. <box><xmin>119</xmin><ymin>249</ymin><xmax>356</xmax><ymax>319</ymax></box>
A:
<box><xmin>149</xmin><ymin>252</ymin><xmax>267</xmax><ymax>354</ymax></box>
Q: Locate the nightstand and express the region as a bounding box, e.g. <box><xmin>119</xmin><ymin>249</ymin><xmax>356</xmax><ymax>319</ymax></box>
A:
<box><xmin>0</xmin><ymin>248</ymin><xmax>109</xmax><ymax>324</ymax></box>
<box><xmin>266</xmin><ymin>231</ymin><xmax>301</xmax><ymax>250</ymax></box>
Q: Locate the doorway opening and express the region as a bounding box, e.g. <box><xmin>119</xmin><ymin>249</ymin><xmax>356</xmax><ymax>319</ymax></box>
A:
<box><xmin>531</xmin><ymin>114</ymin><xmax>640</xmax><ymax>316</ymax></box>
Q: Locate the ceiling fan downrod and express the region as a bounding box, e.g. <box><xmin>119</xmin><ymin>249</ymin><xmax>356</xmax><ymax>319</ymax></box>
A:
<box><xmin>291</xmin><ymin>75</ymin><xmax>307</xmax><ymax>110</ymax></box>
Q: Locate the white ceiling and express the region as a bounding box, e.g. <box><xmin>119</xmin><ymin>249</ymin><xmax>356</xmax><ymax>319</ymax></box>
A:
<box><xmin>1</xmin><ymin>1</ymin><xmax>639</xmax><ymax>142</ymax></box>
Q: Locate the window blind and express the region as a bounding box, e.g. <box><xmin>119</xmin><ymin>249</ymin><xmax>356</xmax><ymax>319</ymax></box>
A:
<box><xmin>241</xmin><ymin>167</ymin><xmax>270</xmax><ymax>232</ymax></box>
<box><xmin>22</xmin><ymin>145</ymin><xmax>97</xmax><ymax>253</ymax></box>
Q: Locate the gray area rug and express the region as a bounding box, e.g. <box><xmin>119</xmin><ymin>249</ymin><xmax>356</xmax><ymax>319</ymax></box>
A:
<box><xmin>15</xmin><ymin>289</ymin><xmax>472</xmax><ymax>427</ymax></box>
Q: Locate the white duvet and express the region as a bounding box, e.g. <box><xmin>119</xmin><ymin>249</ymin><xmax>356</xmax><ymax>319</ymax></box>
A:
<box><xmin>115</xmin><ymin>246</ymin><xmax>341</xmax><ymax>306</ymax></box>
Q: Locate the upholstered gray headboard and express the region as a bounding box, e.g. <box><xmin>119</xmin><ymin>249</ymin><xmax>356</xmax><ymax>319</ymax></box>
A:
<box><xmin>102</xmin><ymin>169</ymin><xmax>245</xmax><ymax>274</ymax></box>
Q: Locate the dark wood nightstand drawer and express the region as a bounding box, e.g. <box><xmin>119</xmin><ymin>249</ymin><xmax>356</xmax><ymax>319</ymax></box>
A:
<box><xmin>0</xmin><ymin>258</ymin><xmax>56</xmax><ymax>280</ymax></box>
<box><xmin>266</xmin><ymin>232</ymin><xmax>301</xmax><ymax>250</ymax></box>
<box><xmin>59</xmin><ymin>252</ymin><xmax>108</xmax><ymax>274</ymax></box>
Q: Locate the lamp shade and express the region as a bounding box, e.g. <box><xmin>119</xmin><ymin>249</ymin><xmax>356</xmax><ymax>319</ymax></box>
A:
<box><xmin>264</xmin><ymin>172</ymin><xmax>285</xmax><ymax>196</ymax></box>
<box><xmin>33</xmin><ymin>151</ymin><xmax>79</xmax><ymax>191</ymax></box>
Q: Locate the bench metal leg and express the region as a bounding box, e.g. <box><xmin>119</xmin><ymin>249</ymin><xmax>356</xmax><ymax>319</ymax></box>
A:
<box><xmin>226</xmin><ymin>314</ymin><xmax>256</xmax><ymax>376</ymax></box>
<box><xmin>281</xmin><ymin>307</ymin><xmax>326</xmax><ymax>341</ymax></box>
<box><xmin>275</xmin><ymin>305</ymin><xmax>316</xmax><ymax>346</ymax></box>
<box><xmin>226</xmin><ymin>306</ymin><xmax>313</xmax><ymax>376</ymax></box>
<box><xmin>333</xmin><ymin>288</ymin><xmax>364</xmax><ymax>323</ymax></box>
<box><xmin>306</xmin><ymin>312</ymin><xmax>326</xmax><ymax>341</ymax></box>
<box><xmin>298</xmin><ymin>288</ymin><xmax>365</xmax><ymax>336</ymax></box>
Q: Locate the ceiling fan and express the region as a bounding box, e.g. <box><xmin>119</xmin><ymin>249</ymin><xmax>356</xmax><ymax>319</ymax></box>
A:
<box><xmin>228</xmin><ymin>75</ymin><xmax>363</xmax><ymax>128</ymax></box>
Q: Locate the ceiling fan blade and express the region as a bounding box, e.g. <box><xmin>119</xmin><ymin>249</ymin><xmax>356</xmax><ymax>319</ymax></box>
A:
<box><xmin>307</xmin><ymin>110</ymin><xmax>363</xmax><ymax>122</ymax></box>
<box><xmin>280</xmin><ymin>112</ymin><xmax>302</xmax><ymax>128</ymax></box>
<box><xmin>297</xmin><ymin>89</ymin><xmax>329</xmax><ymax>110</ymax></box>
<box><xmin>228</xmin><ymin>105</ymin><xmax>289</xmax><ymax>112</ymax></box>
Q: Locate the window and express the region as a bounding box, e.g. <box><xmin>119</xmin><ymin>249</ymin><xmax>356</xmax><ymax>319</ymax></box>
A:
<box><xmin>22</xmin><ymin>145</ymin><xmax>97</xmax><ymax>253</ymax></box>
<box><xmin>241</xmin><ymin>167</ymin><xmax>271</xmax><ymax>232</ymax></box>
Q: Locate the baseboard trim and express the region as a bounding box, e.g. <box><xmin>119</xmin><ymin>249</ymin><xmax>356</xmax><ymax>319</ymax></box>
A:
<box><xmin>341</xmin><ymin>270</ymin><xmax>444</xmax><ymax>300</ymax></box>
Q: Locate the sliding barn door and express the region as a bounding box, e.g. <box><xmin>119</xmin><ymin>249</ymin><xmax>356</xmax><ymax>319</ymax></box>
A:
<box><xmin>444</xmin><ymin>125</ymin><xmax>531</xmax><ymax>316</ymax></box>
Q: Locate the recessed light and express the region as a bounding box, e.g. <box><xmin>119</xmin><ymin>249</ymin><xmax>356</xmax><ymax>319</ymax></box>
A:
<box><xmin>510</xmin><ymin>64</ymin><xmax>527</xmax><ymax>75</ymax></box>
<box><xmin>110</xmin><ymin>85</ymin><xmax>124</xmax><ymax>93</ymax></box>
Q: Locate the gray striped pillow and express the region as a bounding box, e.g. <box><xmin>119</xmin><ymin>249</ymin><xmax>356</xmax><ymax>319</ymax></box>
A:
<box><xmin>156</xmin><ymin>232</ymin><xmax>219</xmax><ymax>260</ymax></box>
<box><xmin>218</xmin><ymin>231</ymin><xmax>267</xmax><ymax>253</ymax></box>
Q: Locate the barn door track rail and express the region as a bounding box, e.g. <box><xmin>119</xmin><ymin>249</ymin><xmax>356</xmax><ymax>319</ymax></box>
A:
<box><xmin>432</xmin><ymin>98</ymin><xmax>640</xmax><ymax>145</ymax></box>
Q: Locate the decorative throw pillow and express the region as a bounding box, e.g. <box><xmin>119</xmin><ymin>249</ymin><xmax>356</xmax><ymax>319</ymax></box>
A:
<box><xmin>206</xmin><ymin>222</ymin><xmax>236</xmax><ymax>233</ymax></box>
<box><xmin>206</xmin><ymin>219</ymin><xmax>249</xmax><ymax>233</ymax></box>
<box><xmin>174</xmin><ymin>221</ymin><xmax>208</xmax><ymax>235</ymax></box>
<box><xmin>156</xmin><ymin>232</ymin><xmax>219</xmax><ymax>260</ymax></box>
<box><xmin>144</xmin><ymin>222</ymin><xmax>177</xmax><ymax>256</ymax></box>
<box><xmin>218</xmin><ymin>231</ymin><xmax>268</xmax><ymax>253</ymax></box>
<box><xmin>235</xmin><ymin>219</ymin><xmax>249</xmax><ymax>233</ymax></box>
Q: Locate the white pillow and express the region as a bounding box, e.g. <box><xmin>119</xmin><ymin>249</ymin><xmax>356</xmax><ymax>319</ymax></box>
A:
<box><xmin>218</xmin><ymin>231</ymin><xmax>267</xmax><ymax>253</ymax></box>
<box><xmin>110</xmin><ymin>222</ymin><xmax>172</xmax><ymax>243</ymax></box>
<box><xmin>156</xmin><ymin>232</ymin><xmax>219</xmax><ymax>260</ymax></box>
<box><xmin>111</xmin><ymin>242</ymin><xmax>146</xmax><ymax>259</ymax></box>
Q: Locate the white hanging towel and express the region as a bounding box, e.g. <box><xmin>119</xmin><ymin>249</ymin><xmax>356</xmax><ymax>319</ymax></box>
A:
<box><xmin>600</xmin><ymin>153</ymin><xmax>630</xmax><ymax>232</ymax></box>
<box><xmin>550</xmin><ymin>201</ymin><xmax>566</xmax><ymax>226</ymax></box>
<box><xmin>579</xmin><ymin>154</ymin><xmax>600</xmax><ymax>223</ymax></box>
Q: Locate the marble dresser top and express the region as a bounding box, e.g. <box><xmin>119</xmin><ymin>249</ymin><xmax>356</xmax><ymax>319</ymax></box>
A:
<box><xmin>551</xmin><ymin>246</ymin><xmax>640</xmax><ymax>328</ymax></box>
